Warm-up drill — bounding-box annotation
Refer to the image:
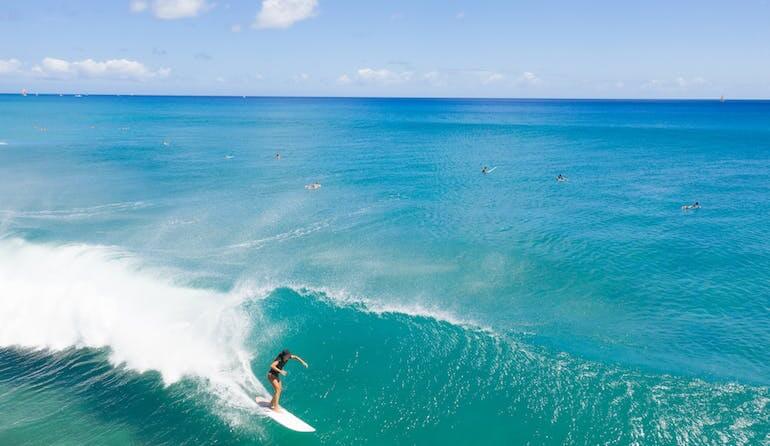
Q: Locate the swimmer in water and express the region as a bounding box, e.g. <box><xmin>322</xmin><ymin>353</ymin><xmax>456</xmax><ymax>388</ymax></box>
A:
<box><xmin>305</xmin><ymin>182</ymin><xmax>321</xmax><ymax>190</ymax></box>
<box><xmin>264</xmin><ymin>349</ymin><xmax>308</xmax><ymax>411</ymax></box>
<box><xmin>275</xmin><ymin>152</ymin><xmax>281</xmax><ymax>159</ymax></box>
<box><xmin>556</xmin><ymin>174</ymin><xmax>567</xmax><ymax>182</ymax></box>
<box><xmin>482</xmin><ymin>166</ymin><xmax>489</xmax><ymax>174</ymax></box>
<box><xmin>682</xmin><ymin>201</ymin><xmax>701</xmax><ymax>210</ymax></box>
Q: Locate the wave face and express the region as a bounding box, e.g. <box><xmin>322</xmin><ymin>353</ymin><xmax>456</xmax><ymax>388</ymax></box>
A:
<box><xmin>2</xmin><ymin>96</ymin><xmax>770</xmax><ymax>444</ymax></box>
<box><xmin>259</xmin><ymin>287</ymin><xmax>770</xmax><ymax>445</ymax></box>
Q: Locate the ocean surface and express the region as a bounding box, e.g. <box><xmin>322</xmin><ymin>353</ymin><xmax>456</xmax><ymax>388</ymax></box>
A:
<box><xmin>0</xmin><ymin>95</ymin><xmax>769</xmax><ymax>445</ymax></box>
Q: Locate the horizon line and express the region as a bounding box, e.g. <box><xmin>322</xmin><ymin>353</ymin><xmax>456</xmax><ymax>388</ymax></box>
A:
<box><xmin>1</xmin><ymin>92</ymin><xmax>765</xmax><ymax>101</ymax></box>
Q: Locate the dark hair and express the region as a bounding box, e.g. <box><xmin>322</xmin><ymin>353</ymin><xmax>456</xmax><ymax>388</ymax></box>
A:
<box><xmin>280</xmin><ymin>349</ymin><xmax>292</xmax><ymax>359</ymax></box>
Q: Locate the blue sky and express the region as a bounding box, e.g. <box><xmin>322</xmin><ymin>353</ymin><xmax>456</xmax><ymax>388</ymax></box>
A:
<box><xmin>1</xmin><ymin>0</ymin><xmax>769</xmax><ymax>98</ymax></box>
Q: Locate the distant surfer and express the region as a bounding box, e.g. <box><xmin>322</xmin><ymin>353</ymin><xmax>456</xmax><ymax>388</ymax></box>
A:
<box><xmin>265</xmin><ymin>349</ymin><xmax>308</xmax><ymax>412</ymax></box>
<box><xmin>275</xmin><ymin>152</ymin><xmax>281</xmax><ymax>160</ymax></box>
<box><xmin>482</xmin><ymin>166</ymin><xmax>489</xmax><ymax>174</ymax></box>
<box><xmin>681</xmin><ymin>201</ymin><xmax>700</xmax><ymax>210</ymax></box>
<box><xmin>556</xmin><ymin>174</ymin><xmax>567</xmax><ymax>182</ymax></box>
<box><xmin>305</xmin><ymin>182</ymin><xmax>321</xmax><ymax>190</ymax></box>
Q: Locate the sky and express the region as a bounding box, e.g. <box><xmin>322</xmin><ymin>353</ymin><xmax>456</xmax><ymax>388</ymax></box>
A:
<box><xmin>1</xmin><ymin>0</ymin><xmax>770</xmax><ymax>98</ymax></box>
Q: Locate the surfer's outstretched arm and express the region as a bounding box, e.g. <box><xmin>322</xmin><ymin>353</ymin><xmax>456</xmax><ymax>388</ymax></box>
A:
<box><xmin>291</xmin><ymin>355</ymin><xmax>309</xmax><ymax>368</ymax></box>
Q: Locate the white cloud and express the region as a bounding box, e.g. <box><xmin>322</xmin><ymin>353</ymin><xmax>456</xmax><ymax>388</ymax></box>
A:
<box><xmin>643</xmin><ymin>76</ymin><xmax>709</xmax><ymax>90</ymax></box>
<box><xmin>517</xmin><ymin>71</ymin><xmax>540</xmax><ymax>85</ymax></box>
<box><xmin>0</xmin><ymin>58</ymin><xmax>22</xmax><ymax>74</ymax></box>
<box><xmin>254</xmin><ymin>0</ymin><xmax>318</xmax><ymax>29</ymax></box>
<box><xmin>337</xmin><ymin>74</ymin><xmax>352</xmax><ymax>84</ymax></box>
<box><xmin>480</xmin><ymin>72</ymin><xmax>504</xmax><ymax>84</ymax></box>
<box><xmin>130</xmin><ymin>0</ymin><xmax>148</xmax><ymax>12</ymax></box>
<box><xmin>32</xmin><ymin>57</ymin><xmax>170</xmax><ymax>81</ymax></box>
<box><xmin>353</xmin><ymin>67</ymin><xmax>412</xmax><ymax>84</ymax></box>
<box><xmin>339</xmin><ymin>69</ymin><xmax>445</xmax><ymax>87</ymax></box>
<box><xmin>131</xmin><ymin>0</ymin><xmax>210</xmax><ymax>20</ymax></box>
<box><xmin>231</xmin><ymin>23</ymin><xmax>242</xmax><ymax>32</ymax></box>
<box><xmin>293</xmin><ymin>73</ymin><xmax>310</xmax><ymax>82</ymax></box>
<box><xmin>37</xmin><ymin>57</ymin><xmax>71</xmax><ymax>75</ymax></box>
<box><xmin>679</xmin><ymin>76</ymin><xmax>707</xmax><ymax>87</ymax></box>
<box><xmin>422</xmin><ymin>71</ymin><xmax>448</xmax><ymax>87</ymax></box>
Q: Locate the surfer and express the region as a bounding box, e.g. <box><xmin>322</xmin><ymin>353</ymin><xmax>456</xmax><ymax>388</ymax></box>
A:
<box><xmin>265</xmin><ymin>349</ymin><xmax>308</xmax><ymax>411</ymax></box>
<box><xmin>556</xmin><ymin>174</ymin><xmax>567</xmax><ymax>182</ymax></box>
<box><xmin>682</xmin><ymin>201</ymin><xmax>700</xmax><ymax>210</ymax></box>
<box><xmin>482</xmin><ymin>166</ymin><xmax>489</xmax><ymax>174</ymax></box>
<box><xmin>275</xmin><ymin>152</ymin><xmax>281</xmax><ymax>160</ymax></box>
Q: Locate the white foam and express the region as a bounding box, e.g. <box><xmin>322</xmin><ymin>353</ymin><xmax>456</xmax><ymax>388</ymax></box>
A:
<box><xmin>0</xmin><ymin>238</ymin><xmax>270</xmax><ymax>409</ymax></box>
<box><xmin>0</xmin><ymin>141</ymin><xmax>7</xmax><ymax>146</ymax></box>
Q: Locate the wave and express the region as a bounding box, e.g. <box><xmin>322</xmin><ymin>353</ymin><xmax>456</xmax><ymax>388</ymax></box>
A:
<box><xmin>0</xmin><ymin>237</ymin><xmax>270</xmax><ymax>420</ymax></box>
<box><xmin>259</xmin><ymin>286</ymin><xmax>770</xmax><ymax>445</ymax></box>
<box><xmin>278</xmin><ymin>281</ymin><xmax>491</xmax><ymax>334</ymax></box>
<box><xmin>2</xmin><ymin>237</ymin><xmax>768</xmax><ymax>443</ymax></box>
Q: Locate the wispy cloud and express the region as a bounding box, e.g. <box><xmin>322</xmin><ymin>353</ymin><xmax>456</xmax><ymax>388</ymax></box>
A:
<box><xmin>31</xmin><ymin>57</ymin><xmax>170</xmax><ymax>81</ymax></box>
<box><xmin>643</xmin><ymin>76</ymin><xmax>708</xmax><ymax>90</ymax></box>
<box><xmin>0</xmin><ymin>58</ymin><xmax>22</xmax><ymax>75</ymax></box>
<box><xmin>338</xmin><ymin>67</ymin><xmax>413</xmax><ymax>85</ymax></box>
<box><xmin>254</xmin><ymin>0</ymin><xmax>318</xmax><ymax>29</ymax></box>
<box><xmin>422</xmin><ymin>71</ymin><xmax>448</xmax><ymax>87</ymax></box>
<box><xmin>516</xmin><ymin>71</ymin><xmax>541</xmax><ymax>85</ymax></box>
<box><xmin>130</xmin><ymin>0</ymin><xmax>149</xmax><ymax>13</ymax></box>
<box><xmin>479</xmin><ymin>71</ymin><xmax>504</xmax><ymax>84</ymax></box>
<box><xmin>130</xmin><ymin>0</ymin><xmax>211</xmax><ymax>20</ymax></box>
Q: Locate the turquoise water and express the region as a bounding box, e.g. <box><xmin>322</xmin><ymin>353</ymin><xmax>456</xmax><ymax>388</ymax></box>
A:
<box><xmin>1</xmin><ymin>95</ymin><xmax>769</xmax><ymax>445</ymax></box>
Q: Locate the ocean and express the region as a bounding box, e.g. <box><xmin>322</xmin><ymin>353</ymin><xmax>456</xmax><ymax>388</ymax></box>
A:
<box><xmin>0</xmin><ymin>95</ymin><xmax>768</xmax><ymax>445</ymax></box>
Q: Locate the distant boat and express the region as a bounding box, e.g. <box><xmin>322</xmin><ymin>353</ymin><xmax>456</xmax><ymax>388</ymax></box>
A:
<box><xmin>75</xmin><ymin>94</ymin><xmax>83</xmax><ymax>98</ymax></box>
<box><xmin>720</xmin><ymin>95</ymin><xmax>725</xmax><ymax>103</ymax></box>
<box><xmin>21</xmin><ymin>88</ymin><xmax>27</xmax><ymax>96</ymax></box>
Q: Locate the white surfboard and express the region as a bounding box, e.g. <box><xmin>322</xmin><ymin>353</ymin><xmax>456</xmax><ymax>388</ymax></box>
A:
<box><xmin>255</xmin><ymin>397</ymin><xmax>316</xmax><ymax>432</ymax></box>
<box><xmin>486</xmin><ymin>166</ymin><xmax>498</xmax><ymax>173</ymax></box>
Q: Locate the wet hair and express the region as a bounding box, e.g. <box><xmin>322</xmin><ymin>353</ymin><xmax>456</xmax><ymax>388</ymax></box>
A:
<box><xmin>280</xmin><ymin>349</ymin><xmax>292</xmax><ymax>359</ymax></box>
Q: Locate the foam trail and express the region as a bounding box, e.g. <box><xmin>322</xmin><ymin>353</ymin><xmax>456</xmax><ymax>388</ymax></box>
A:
<box><xmin>0</xmin><ymin>238</ymin><xmax>268</xmax><ymax>414</ymax></box>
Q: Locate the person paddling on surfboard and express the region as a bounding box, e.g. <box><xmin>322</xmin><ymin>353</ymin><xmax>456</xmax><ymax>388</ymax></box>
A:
<box><xmin>265</xmin><ymin>349</ymin><xmax>308</xmax><ymax>411</ymax></box>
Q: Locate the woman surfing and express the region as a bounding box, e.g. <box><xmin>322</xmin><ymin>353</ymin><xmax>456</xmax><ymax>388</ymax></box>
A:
<box><xmin>264</xmin><ymin>349</ymin><xmax>308</xmax><ymax>412</ymax></box>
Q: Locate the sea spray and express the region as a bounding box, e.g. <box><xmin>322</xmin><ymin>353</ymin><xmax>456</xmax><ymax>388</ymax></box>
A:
<box><xmin>0</xmin><ymin>238</ymin><xmax>269</xmax><ymax>413</ymax></box>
